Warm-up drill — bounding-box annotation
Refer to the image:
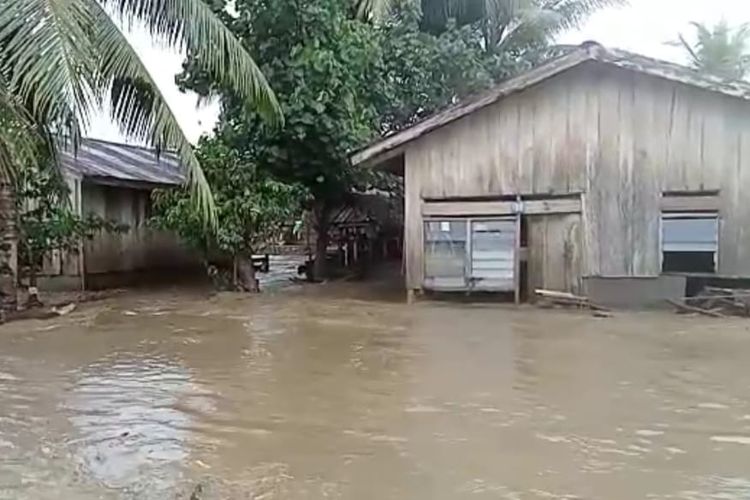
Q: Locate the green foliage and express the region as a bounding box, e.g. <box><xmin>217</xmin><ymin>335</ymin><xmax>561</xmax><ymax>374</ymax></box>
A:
<box><xmin>418</xmin><ymin>0</ymin><xmax>625</xmax><ymax>53</ymax></box>
<box><xmin>152</xmin><ymin>137</ymin><xmax>307</xmax><ymax>258</ymax></box>
<box><xmin>374</xmin><ymin>1</ymin><xmax>495</xmax><ymax>133</ymax></box>
<box><xmin>180</xmin><ymin>0</ymin><xmax>498</xmax><ymax>203</ymax></box>
<box><xmin>172</xmin><ymin>0</ymin><xmax>620</xmax><ymax>278</ymax></box>
<box><xmin>193</xmin><ymin>0</ymin><xmax>382</xmax><ymax>208</ymax></box>
<box><xmin>673</xmin><ymin>21</ymin><xmax>750</xmax><ymax>80</ymax></box>
<box><xmin>15</xmin><ymin>166</ymin><xmax>125</xmax><ymax>281</ymax></box>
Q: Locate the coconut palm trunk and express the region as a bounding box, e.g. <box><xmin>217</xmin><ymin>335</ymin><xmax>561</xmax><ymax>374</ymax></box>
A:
<box><xmin>0</xmin><ymin>180</ymin><xmax>17</xmax><ymax>314</ymax></box>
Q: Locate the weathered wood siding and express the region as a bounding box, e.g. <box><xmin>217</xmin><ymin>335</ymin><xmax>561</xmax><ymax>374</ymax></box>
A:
<box><xmin>527</xmin><ymin>214</ymin><xmax>583</xmax><ymax>294</ymax></box>
<box><xmin>404</xmin><ymin>62</ymin><xmax>750</xmax><ymax>289</ymax></box>
<box><xmin>82</xmin><ymin>184</ymin><xmax>198</xmax><ymax>275</ymax></box>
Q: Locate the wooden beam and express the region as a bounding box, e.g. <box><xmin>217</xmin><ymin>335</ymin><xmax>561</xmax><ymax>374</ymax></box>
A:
<box><xmin>667</xmin><ymin>299</ymin><xmax>725</xmax><ymax>318</ymax></box>
<box><xmin>422</xmin><ymin>197</ymin><xmax>581</xmax><ymax>217</ymax></box>
<box><xmin>661</xmin><ymin>195</ymin><xmax>720</xmax><ymax>212</ymax></box>
<box><xmin>523</xmin><ymin>198</ymin><xmax>582</xmax><ymax>215</ymax></box>
<box><xmin>83</xmin><ymin>177</ymin><xmax>178</xmax><ymax>191</ymax></box>
<box><xmin>422</xmin><ymin>201</ymin><xmax>516</xmax><ymax>217</ymax></box>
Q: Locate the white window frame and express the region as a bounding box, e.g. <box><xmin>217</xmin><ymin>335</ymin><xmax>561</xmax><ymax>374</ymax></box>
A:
<box><xmin>659</xmin><ymin>212</ymin><xmax>720</xmax><ymax>274</ymax></box>
<box><xmin>423</xmin><ymin>216</ymin><xmax>517</xmax><ymax>291</ymax></box>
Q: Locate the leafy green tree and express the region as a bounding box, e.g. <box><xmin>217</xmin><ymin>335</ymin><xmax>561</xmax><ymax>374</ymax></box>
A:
<box><xmin>375</xmin><ymin>0</ymin><xmax>495</xmax><ymax>133</ymax></box>
<box><xmin>153</xmin><ymin>138</ymin><xmax>307</xmax><ymax>292</ymax></box>
<box><xmin>361</xmin><ymin>0</ymin><xmax>624</xmax><ymax>59</ymax></box>
<box><xmin>180</xmin><ymin>0</ymin><xmax>384</xmax><ymax>280</ymax></box>
<box><xmin>674</xmin><ymin>21</ymin><xmax>750</xmax><ymax>80</ymax></box>
<box><xmin>15</xmin><ymin>165</ymin><xmax>126</xmax><ymax>306</ymax></box>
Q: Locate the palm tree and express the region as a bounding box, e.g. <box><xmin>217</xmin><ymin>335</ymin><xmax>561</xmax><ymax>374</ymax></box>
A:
<box><xmin>359</xmin><ymin>0</ymin><xmax>625</xmax><ymax>52</ymax></box>
<box><xmin>0</xmin><ymin>0</ymin><xmax>282</xmax><ymax>311</ymax></box>
<box><xmin>674</xmin><ymin>21</ymin><xmax>750</xmax><ymax>80</ymax></box>
<box><xmin>0</xmin><ymin>0</ymin><xmax>282</xmax><ymax>215</ymax></box>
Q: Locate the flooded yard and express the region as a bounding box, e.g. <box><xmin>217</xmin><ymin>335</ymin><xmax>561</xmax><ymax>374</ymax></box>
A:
<box><xmin>2</xmin><ymin>283</ymin><xmax>750</xmax><ymax>499</ymax></box>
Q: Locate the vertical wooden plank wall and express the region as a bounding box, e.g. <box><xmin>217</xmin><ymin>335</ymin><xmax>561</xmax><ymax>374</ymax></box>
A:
<box><xmin>403</xmin><ymin>62</ymin><xmax>750</xmax><ymax>291</ymax></box>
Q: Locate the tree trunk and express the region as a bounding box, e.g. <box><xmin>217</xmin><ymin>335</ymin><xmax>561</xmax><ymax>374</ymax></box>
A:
<box><xmin>312</xmin><ymin>203</ymin><xmax>332</xmax><ymax>282</ymax></box>
<box><xmin>234</xmin><ymin>255</ymin><xmax>259</xmax><ymax>292</ymax></box>
<box><xmin>26</xmin><ymin>261</ymin><xmax>42</xmax><ymax>308</ymax></box>
<box><xmin>313</xmin><ymin>226</ymin><xmax>330</xmax><ymax>282</ymax></box>
<box><xmin>0</xmin><ymin>182</ymin><xmax>18</xmax><ymax>315</ymax></box>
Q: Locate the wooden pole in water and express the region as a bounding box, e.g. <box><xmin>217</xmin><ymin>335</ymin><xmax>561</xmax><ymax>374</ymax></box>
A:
<box><xmin>514</xmin><ymin>196</ymin><xmax>522</xmax><ymax>305</ymax></box>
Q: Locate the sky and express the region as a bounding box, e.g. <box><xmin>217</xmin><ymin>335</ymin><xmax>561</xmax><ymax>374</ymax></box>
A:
<box><xmin>87</xmin><ymin>0</ymin><xmax>750</xmax><ymax>145</ymax></box>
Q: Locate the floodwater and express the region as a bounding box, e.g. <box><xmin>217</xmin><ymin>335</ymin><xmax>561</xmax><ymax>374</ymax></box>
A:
<box><xmin>2</xmin><ymin>282</ymin><xmax>750</xmax><ymax>499</ymax></box>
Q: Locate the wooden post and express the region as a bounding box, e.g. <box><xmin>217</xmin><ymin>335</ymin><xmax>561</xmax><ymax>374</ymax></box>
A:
<box><xmin>76</xmin><ymin>179</ymin><xmax>87</xmax><ymax>291</ymax></box>
<box><xmin>514</xmin><ymin>197</ymin><xmax>522</xmax><ymax>305</ymax></box>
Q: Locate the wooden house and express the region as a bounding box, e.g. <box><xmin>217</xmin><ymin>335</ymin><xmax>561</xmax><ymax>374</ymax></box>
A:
<box><xmin>41</xmin><ymin>139</ymin><xmax>200</xmax><ymax>290</ymax></box>
<box><xmin>351</xmin><ymin>42</ymin><xmax>750</xmax><ymax>304</ymax></box>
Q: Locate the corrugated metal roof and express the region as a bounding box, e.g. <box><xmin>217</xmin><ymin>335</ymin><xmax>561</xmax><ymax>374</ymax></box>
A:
<box><xmin>60</xmin><ymin>138</ymin><xmax>185</xmax><ymax>186</ymax></box>
<box><xmin>331</xmin><ymin>194</ymin><xmax>403</xmax><ymax>229</ymax></box>
<box><xmin>352</xmin><ymin>41</ymin><xmax>750</xmax><ymax>167</ymax></box>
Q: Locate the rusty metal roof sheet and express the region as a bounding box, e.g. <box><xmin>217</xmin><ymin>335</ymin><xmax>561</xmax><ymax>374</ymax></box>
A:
<box><xmin>60</xmin><ymin>138</ymin><xmax>185</xmax><ymax>187</ymax></box>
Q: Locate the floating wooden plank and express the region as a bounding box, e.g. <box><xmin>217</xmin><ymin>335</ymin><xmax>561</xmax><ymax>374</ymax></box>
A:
<box><xmin>534</xmin><ymin>289</ymin><xmax>610</xmax><ymax>312</ymax></box>
<box><xmin>667</xmin><ymin>299</ymin><xmax>726</xmax><ymax>318</ymax></box>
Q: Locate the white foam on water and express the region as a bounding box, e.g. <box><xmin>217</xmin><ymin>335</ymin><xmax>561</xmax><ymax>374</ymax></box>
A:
<box><xmin>711</xmin><ymin>435</ymin><xmax>750</xmax><ymax>445</ymax></box>
<box><xmin>698</xmin><ymin>402</ymin><xmax>729</xmax><ymax>410</ymax></box>
<box><xmin>636</xmin><ymin>429</ymin><xmax>665</xmax><ymax>437</ymax></box>
<box><xmin>404</xmin><ymin>405</ymin><xmax>444</xmax><ymax>414</ymax></box>
<box><xmin>535</xmin><ymin>434</ymin><xmax>570</xmax><ymax>444</ymax></box>
<box><xmin>479</xmin><ymin>407</ymin><xmax>502</xmax><ymax>413</ymax></box>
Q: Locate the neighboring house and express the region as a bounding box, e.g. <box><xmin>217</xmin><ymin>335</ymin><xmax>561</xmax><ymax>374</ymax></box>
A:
<box><xmin>352</xmin><ymin>42</ymin><xmax>750</xmax><ymax>304</ymax></box>
<box><xmin>42</xmin><ymin>139</ymin><xmax>200</xmax><ymax>290</ymax></box>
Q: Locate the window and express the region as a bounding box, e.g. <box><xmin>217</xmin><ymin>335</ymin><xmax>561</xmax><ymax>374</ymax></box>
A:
<box><xmin>424</xmin><ymin>220</ymin><xmax>468</xmax><ymax>289</ymax></box>
<box><xmin>661</xmin><ymin>213</ymin><xmax>719</xmax><ymax>273</ymax></box>
<box><xmin>423</xmin><ymin>217</ymin><xmax>516</xmax><ymax>291</ymax></box>
<box><xmin>470</xmin><ymin>220</ymin><xmax>516</xmax><ymax>290</ymax></box>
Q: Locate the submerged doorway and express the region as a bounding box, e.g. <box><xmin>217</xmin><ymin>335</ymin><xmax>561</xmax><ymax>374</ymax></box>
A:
<box><xmin>418</xmin><ymin>196</ymin><xmax>583</xmax><ymax>300</ymax></box>
<box><xmin>525</xmin><ymin>213</ymin><xmax>583</xmax><ymax>296</ymax></box>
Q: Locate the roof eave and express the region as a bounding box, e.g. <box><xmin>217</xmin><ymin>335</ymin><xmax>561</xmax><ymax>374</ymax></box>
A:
<box><xmin>82</xmin><ymin>176</ymin><xmax>183</xmax><ymax>191</ymax></box>
<box><xmin>351</xmin><ymin>42</ymin><xmax>750</xmax><ymax>169</ymax></box>
<box><xmin>351</xmin><ymin>47</ymin><xmax>595</xmax><ymax>167</ymax></box>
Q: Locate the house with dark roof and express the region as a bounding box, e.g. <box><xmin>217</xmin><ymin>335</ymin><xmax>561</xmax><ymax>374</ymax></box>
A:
<box><xmin>352</xmin><ymin>42</ymin><xmax>750</xmax><ymax>306</ymax></box>
<box><xmin>42</xmin><ymin>138</ymin><xmax>199</xmax><ymax>289</ymax></box>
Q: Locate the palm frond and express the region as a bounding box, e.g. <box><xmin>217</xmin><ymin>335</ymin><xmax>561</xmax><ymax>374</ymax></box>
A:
<box><xmin>89</xmin><ymin>0</ymin><xmax>216</xmax><ymax>225</ymax></box>
<box><xmin>538</xmin><ymin>0</ymin><xmax>627</xmax><ymax>34</ymax></box>
<box><xmin>676</xmin><ymin>33</ymin><xmax>700</xmax><ymax>67</ymax></box>
<box><xmin>352</xmin><ymin>0</ymin><xmax>393</xmax><ymax>20</ymax></box>
<box><xmin>675</xmin><ymin>21</ymin><xmax>750</xmax><ymax>80</ymax></box>
<box><xmin>104</xmin><ymin>0</ymin><xmax>282</xmax><ymax>126</ymax></box>
<box><xmin>0</xmin><ymin>0</ymin><xmax>98</xmax><ymax>145</ymax></box>
<box><xmin>0</xmin><ymin>89</ymin><xmax>46</xmax><ymax>182</ymax></box>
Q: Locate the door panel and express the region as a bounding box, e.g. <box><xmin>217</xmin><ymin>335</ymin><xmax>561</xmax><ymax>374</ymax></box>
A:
<box><xmin>470</xmin><ymin>220</ymin><xmax>516</xmax><ymax>291</ymax></box>
<box><xmin>527</xmin><ymin>214</ymin><xmax>582</xmax><ymax>294</ymax></box>
<box><xmin>424</xmin><ymin>220</ymin><xmax>468</xmax><ymax>290</ymax></box>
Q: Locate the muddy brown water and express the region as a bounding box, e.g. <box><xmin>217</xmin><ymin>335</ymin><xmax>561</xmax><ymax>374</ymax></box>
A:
<box><xmin>2</xmin><ymin>282</ymin><xmax>750</xmax><ymax>499</ymax></box>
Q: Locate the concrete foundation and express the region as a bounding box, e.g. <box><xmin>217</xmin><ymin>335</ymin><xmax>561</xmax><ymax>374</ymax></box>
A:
<box><xmin>583</xmin><ymin>275</ymin><xmax>687</xmax><ymax>309</ymax></box>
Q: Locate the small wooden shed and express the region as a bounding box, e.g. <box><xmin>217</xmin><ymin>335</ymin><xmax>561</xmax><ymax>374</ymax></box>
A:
<box><xmin>352</xmin><ymin>42</ymin><xmax>750</xmax><ymax>301</ymax></box>
<box><xmin>41</xmin><ymin>139</ymin><xmax>199</xmax><ymax>290</ymax></box>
